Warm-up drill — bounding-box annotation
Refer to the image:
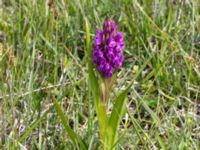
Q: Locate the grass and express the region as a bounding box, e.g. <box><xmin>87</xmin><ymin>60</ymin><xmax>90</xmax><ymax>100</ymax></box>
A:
<box><xmin>0</xmin><ymin>0</ymin><xmax>200</xmax><ymax>149</ymax></box>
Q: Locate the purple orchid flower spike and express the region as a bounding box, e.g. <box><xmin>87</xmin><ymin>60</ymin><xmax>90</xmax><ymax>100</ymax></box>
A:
<box><xmin>92</xmin><ymin>20</ymin><xmax>125</xmax><ymax>78</ymax></box>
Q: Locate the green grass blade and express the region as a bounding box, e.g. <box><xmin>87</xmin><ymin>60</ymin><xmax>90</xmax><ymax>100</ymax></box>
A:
<box><xmin>18</xmin><ymin>105</ymin><xmax>54</xmax><ymax>142</ymax></box>
<box><xmin>85</xmin><ymin>18</ymin><xmax>91</xmax><ymax>54</ymax></box>
<box><xmin>85</xmin><ymin>16</ymin><xmax>94</xmax><ymax>143</ymax></box>
<box><xmin>132</xmin><ymin>87</ymin><xmax>159</xmax><ymax>123</ymax></box>
<box><xmin>54</xmin><ymin>100</ymin><xmax>87</xmax><ymax>150</ymax></box>
<box><xmin>127</xmin><ymin>107</ymin><xmax>155</xmax><ymax>147</ymax></box>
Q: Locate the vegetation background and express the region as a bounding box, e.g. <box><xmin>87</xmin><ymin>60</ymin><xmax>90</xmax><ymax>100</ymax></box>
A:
<box><xmin>0</xmin><ymin>0</ymin><xmax>200</xmax><ymax>149</ymax></box>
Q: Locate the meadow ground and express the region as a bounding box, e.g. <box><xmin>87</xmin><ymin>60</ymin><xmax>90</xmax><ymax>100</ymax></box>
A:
<box><xmin>0</xmin><ymin>0</ymin><xmax>200</xmax><ymax>149</ymax></box>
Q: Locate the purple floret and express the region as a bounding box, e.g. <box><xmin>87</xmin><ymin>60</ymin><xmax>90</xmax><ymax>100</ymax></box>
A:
<box><xmin>92</xmin><ymin>20</ymin><xmax>125</xmax><ymax>77</ymax></box>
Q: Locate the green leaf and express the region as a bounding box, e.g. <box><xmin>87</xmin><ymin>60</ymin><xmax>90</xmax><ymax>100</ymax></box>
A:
<box><xmin>107</xmin><ymin>84</ymin><xmax>131</xmax><ymax>149</ymax></box>
<box><xmin>54</xmin><ymin>100</ymin><xmax>87</xmax><ymax>150</ymax></box>
<box><xmin>85</xmin><ymin>17</ymin><xmax>108</xmax><ymax>144</ymax></box>
<box><xmin>107</xmin><ymin>56</ymin><xmax>154</xmax><ymax>148</ymax></box>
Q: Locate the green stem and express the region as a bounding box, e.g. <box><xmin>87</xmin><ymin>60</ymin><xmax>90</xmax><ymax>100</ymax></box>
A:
<box><xmin>101</xmin><ymin>77</ymin><xmax>113</xmax><ymax>150</ymax></box>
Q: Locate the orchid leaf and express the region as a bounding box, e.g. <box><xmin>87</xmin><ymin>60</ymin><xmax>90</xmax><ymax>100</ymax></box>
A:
<box><xmin>54</xmin><ymin>100</ymin><xmax>87</xmax><ymax>150</ymax></box>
